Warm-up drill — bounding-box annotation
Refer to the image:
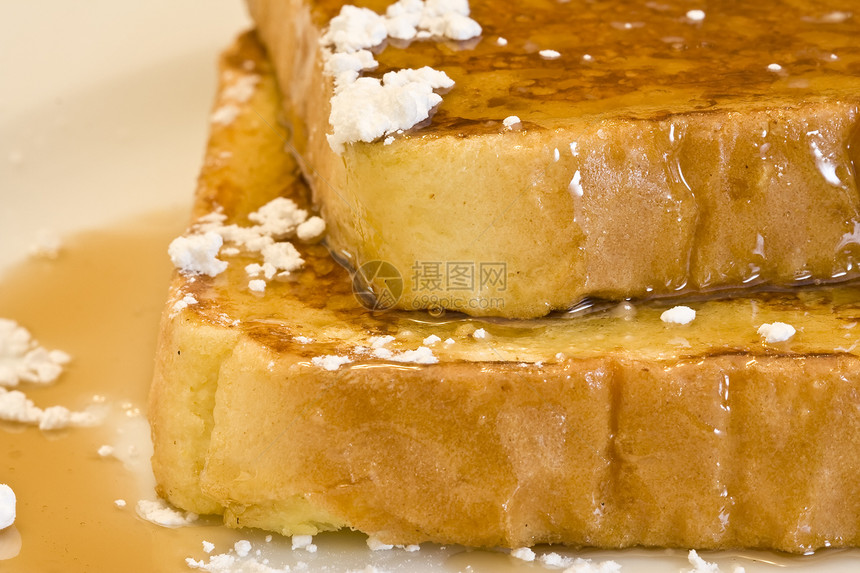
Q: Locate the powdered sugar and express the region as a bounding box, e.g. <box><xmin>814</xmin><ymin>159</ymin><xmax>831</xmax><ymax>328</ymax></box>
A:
<box><xmin>312</xmin><ymin>355</ymin><xmax>353</xmax><ymax>371</ymax></box>
<box><xmin>210</xmin><ymin>70</ymin><xmax>261</xmax><ymax>126</ymax></box>
<box><xmin>660</xmin><ymin>305</ymin><xmax>696</xmax><ymax>325</ymax></box>
<box><xmin>312</xmin><ymin>340</ymin><xmax>438</xmax><ymax>370</ymax></box>
<box><xmin>172</xmin><ymin>293</ymin><xmax>198</xmax><ymax>314</ymax></box>
<box><xmin>0</xmin><ymin>484</ymin><xmax>15</xmax><ymax>530</ymax></box>
<box><xmin>0</xmin><ymin>319</ymin><xmax>70</xmax><ymax>387</ymax></box>
<box><xmin>296</xmin><ymin>216</ymin><xmax>327</xmax><ymax>241</ymax></box>
<box><xmin>511</xmin><ymin>547</ymin><xmax>536</xmax><ymax>561</ymax></box>
<box><xmin>321</xmin><ymin>0</ymin><xmax>481</xmax><ymax>153</ymax></box>
<box><xmin>168</xmin><ymin>232</ymin><xmax>228</xmax><ymax>277</ymax></box>
<box><xmin>0</xmin><ymin>319</ymin><xmax>99</xmax><ymax>430</ymax></box>
<box><xmin>503</xmin><ymin>115</ymin><xmax>521</xmax><ymax>128</ymax></box>
<box><xmin>387</xmin><ymin>345</ymin><xmax>438</xmax><ymax>364</ymax></box>
<box><xmin>136</xmin><ymin>498</ymin><xmax>198</xmax><ymax>528</ymax></box>
<box><xmin>171</xmin><ymin>196</ymin><xmax>325</xmax><ymax>292</ymax></box>
<box><xmin>758</xmin><ymin>321</ymin><xmax>796</xmax><ymax>343</ymax></box>
<box><xmin>683</xmin><ymin>550</ymin><xmax>745</xmax><ymax>573</ymax></box>
<box><xmin>0</xmin><ymin>387</ymin><xmax>100</xmax><ymax>430</ymax></box>
<box><xmin>321</xmin><ymin>5</ymin><xmax>389</xmax><ymax>54</ymax></box>
<box><xmin>327</xmin><ymin>67</ymin><xmax>454</xmax><ymax>153</ymax></box>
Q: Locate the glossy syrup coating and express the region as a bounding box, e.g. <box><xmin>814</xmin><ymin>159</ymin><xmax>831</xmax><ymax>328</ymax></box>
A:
<box><xmin>311</xmin><ymin>0</ymin><xmax>860</xmax><ymax>134</ymax></box>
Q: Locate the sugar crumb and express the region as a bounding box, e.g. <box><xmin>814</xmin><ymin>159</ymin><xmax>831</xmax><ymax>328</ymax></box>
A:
<box><xmin>503</xmin><ymin>115</ymin><xmax>521</xmax><ymax>129</ymax></box>
<box><xmin>292</xmin><ymin>534</ymin><xmax>314</xmax><ymax>550</ymax></box>
<box><xmin>211</xmin><ymin>104</ymin><xmax>240</xmax><ymax>126</ymax></box>
<box><xmin>168</xmin><ymin>232</ymin><xmax>228</xmax><ymax>277</ymax></box>
<box><xmin>387</xmin><ymin>345</ymin><xmax>438</xmax><ymax>364</ymax></box>
<box><xmin>0</xmin><ymin>484</ymin><xmax>15</xmax><ymax>530</ymax></box>
<box><xmin>172</xmin><ymin>293</ymin><xmax>198</xmax><ymax>314</ymax></box>
<box><xmin>136</xmin><ymin>498</ymin><xmax>198</xmax><ymax>528</ymax></box>
<box><xmin>511</xmin><ymin>547</ymin><xmax>536</xmax><ymax>562</ymax></box>
<box><xmin>660</xmin><ymin>305</ymin><xmax>696</xmax><ymax>325</ymax></box>
<box><xmin>758</xmin><ymin>322</ymin><xmax>795</xmax><ymax>343</ymax></box>
<box><xmin>296</xmin><ymin>216</ymin><xmax>326</xmax><ymax>242</ymax></box>
<box><xmin>312</xmin><ymin>355</ymin><xmax>352</xmax><ymax>371</ymax></box>
<box><xmin>367</xmin><ymin>536</ymin><xmax>394</xmax><ymax>551</ymax></box>
<box><xmin>0</xmin><ymin>319</ymin><xmax>71</xmax><ymax>387</ymax></box>
<box><xmin>234</xmin><ymin>540</ymin><xmax>252</xmax><ymax>558</ymax></box>
<box><xmin>685</xmin><ymin>549</ymin><xmax>721</xmax><ymax>573</ymax></box>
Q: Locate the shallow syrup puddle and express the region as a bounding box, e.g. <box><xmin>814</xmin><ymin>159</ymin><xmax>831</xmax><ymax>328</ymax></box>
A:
<box><xmin>1</xmin><ymin>210</ymin><xmax>859</xmax><ymax>572</ymax></box>
<box><xmin>0</xmin><ymin>209</ymin><xmax>241</xmax><ymax>571</ymax></box>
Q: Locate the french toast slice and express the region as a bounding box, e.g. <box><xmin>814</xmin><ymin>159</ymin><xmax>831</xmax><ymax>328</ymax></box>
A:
<box><xmin>149</xmin><ymin>32</ymin><xmax>860</xmax><ymax>553</ymax></box>
<box><xmin>246</xmin><ymin>0</ymin><xmax>860</xmax><ymax>318</ymax></box>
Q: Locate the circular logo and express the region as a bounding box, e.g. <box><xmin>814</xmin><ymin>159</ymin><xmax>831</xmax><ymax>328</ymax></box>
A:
<box><xmin>352</xmin><ymin>260</ymin><xmax>403</xmax><ymax>311</ymax></box>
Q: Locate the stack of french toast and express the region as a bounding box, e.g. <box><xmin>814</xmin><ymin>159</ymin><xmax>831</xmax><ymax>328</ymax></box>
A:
<box><xmin>150</xmin><ymin>0</ymin><xmax>860</xmax><ymax>552</ymax></box>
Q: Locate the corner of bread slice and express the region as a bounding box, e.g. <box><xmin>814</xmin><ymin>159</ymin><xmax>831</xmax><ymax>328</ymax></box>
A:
<box><xmin>150</xmin><ymin>286</ymin><xmax>239</xmax><ymax>516</ymax></box>
<box><xmin>149</xmin><ymin>30</ymin><xmax>290</xmax><ymax>519</ymax></box>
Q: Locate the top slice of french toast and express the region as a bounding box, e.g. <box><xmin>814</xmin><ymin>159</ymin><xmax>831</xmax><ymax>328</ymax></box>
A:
<box><xmin>247</xmin><ymin>0</ymin><xmax>860</xmax><ymax>318</ymax></box>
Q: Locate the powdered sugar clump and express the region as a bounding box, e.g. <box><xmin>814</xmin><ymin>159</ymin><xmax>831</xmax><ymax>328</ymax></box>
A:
<box><xmin>168</xmin><ymin>232</ymin><xmax>228</xmax><ymax>277</ymax></box>
<box><xmin>210</xmin><ymin>69</ymin><xmax>260</xmax><ymax>127</ymax></box>
<box><xmin>684</xmin><ymin>549</ymin><xmax>745</xmax><ymax>573</ymax></box>
<box><xmin>0</xmin><ymin>388</ymin><xmax>100</xmax><ymax>430</ymax></box>
<box><xmin>171</xmin><ymin>197</ymin><xmax>326</xmax><ymax>292</ymax></box>
<box><xmin>172</xmin><ymin>293</ymin><xmax>198</xmax><ymax>314</ymax></box>
<box><xmin>321</xmin><ymin>0</ymin><xmax>481</xmax><ymax>153</ymax></box>
<box><xmin>296</xmin><ymin>216</ymin><xmax>327</xmax><ymax>241</ymax></box>
<box><xmin>510</xmin><ymin>547</ymin><xmax>536</xmax><ymax>562</ymax></box>
<box><xmin>503</xmin><ymin>115</ymin><xmax>521</xmax><ymax>128</ymax></box>
<box><xmin>312</xmin><ymin>355</ymin><xmax>353</xmax><ymax>371</ymax></box>
<box><xmin>384</xmin><ymin>345</ymin><xmax>438</xmax><ymax>364</ymax></box>
<box><xmin>327</xmin><ymin>67</ymin><xmax>454</xmax><ymax>153</ymax></box>
<box><xmin>0</xmin><ymin>319</ymin><xmax>99</xmax><ymax>430</ymax></box>
<box><xmin>321</xmin><ymin>5</ymin><xmax>389</xmax><ymax>54</ymax></box>
<box><xmin>660</xmin><ymin>305</ymin><xmax>696</xmax><ymax>325</ymax></box>
<box><xmin>0</xmin><ymin>319</ymin><xmax>70</xmax><ymax>387</ymax></box>
<box><xmin>136</xmin><ymin>498</ymin><xmax>198</xmax><ymax>528</ymax></box>
<box><xmin>758</xmin><ymin>322</ymin><xmax>795</xmax><ymax>343</ymax></box>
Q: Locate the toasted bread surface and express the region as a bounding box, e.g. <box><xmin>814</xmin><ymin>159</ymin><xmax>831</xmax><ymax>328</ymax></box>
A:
<box><xmin>246</xmin><ymin>0</ymin><xmax>860</xmax><ymax>318</ymax></box>
<box><xmin>149</xmin><ymin>32</ymin><xmax>860</xmax><ymax>552</ymax></box>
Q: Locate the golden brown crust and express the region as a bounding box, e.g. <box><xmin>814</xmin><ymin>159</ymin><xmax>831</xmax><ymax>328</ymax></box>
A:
<box><xmin>149</xmin><ymin>32</ymin><xmax>860</xmax><ymax>552</ymax></box>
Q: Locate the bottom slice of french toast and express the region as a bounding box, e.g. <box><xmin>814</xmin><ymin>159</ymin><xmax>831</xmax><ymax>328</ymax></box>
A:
<box><xmin>149</xmin><ymin>31</ymin><xmax>860</xmax><ymax>553</ymax></box>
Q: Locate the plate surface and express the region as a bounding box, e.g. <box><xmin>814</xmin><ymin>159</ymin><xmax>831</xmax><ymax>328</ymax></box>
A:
<box><xmin>0</xmin><ymin>2</ymin><xmax>858</xmax><ymax>572</ymax></box>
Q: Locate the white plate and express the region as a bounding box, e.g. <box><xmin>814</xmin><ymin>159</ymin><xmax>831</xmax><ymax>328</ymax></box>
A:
<box><xmin>1</xmin><ymin>2</ymin><xmax>858</xmax><ymax>571</ymax></box>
